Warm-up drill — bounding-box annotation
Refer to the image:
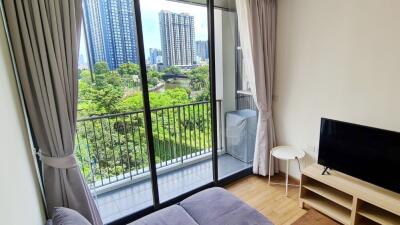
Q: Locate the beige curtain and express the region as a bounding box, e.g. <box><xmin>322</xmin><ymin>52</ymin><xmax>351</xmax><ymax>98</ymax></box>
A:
<box><xmin>236</xmin><ymin>0</ymin><xmax>278</xmax><ymax>176</ymax></box>
<box><xmin>3</xmin><ymin>0</ymin><xmax>102</xmax><ymax>224</ymax></box>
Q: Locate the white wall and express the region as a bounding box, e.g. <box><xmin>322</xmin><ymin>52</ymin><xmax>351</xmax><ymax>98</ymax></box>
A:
<box><xmin>274</xmin><ymin>0</ymin><xmax>400</xmax><ymax>178</ymax></box>
<box><xmin>0</xmin><ymin>18</ymin><xmax>46</xmax><ymax>224</ymax></box>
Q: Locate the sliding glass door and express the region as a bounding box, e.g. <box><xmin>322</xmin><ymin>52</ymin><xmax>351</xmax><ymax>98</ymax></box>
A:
<box><xmin>139</xmin><ymin>0</ymin><xmax>213</xmax><ymax>203</ymax></box>
<box><xmin>76</xmin><ymin>0</ymin><xmax>251</xmax><ymax>223</ymax></box>
<box><xmin>213</xmin><ymin>1</ymin><xmax>254</xmax><ymax>180</ymax></box>
<box><xmin>77</xmin><ymin>0</ymin><xmax>154</xmax><ymax>223</ymax></box>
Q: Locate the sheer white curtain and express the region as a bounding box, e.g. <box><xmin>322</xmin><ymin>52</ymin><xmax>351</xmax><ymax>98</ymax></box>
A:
<box><xmin>236</xmin><ymin>0</ymin><xmax>278</xmax><ymax>176</ymax></box>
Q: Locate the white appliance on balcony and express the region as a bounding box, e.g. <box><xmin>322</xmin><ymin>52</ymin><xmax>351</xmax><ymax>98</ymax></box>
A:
<box><xmin>225</xmin><ymin>109</ymin><xmax>257</xmax><ymax>163</ymax></box>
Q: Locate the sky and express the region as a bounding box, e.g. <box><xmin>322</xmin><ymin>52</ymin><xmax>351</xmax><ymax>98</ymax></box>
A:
<box><xmin>140</xmin><ymin>0</ymin><xmax>208</xmax><ymax>56</ymax></box>
<box><xmin>79</xmin><ymin>0</ymin><xmax>209</xmax><ymax>63</ymax></box>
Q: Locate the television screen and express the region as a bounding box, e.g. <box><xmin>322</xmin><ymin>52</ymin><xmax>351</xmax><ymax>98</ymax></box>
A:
<box><xmin>318</xmin><ymin>118</ymin><xmax>400</xmax><ymax>193</ymax></box>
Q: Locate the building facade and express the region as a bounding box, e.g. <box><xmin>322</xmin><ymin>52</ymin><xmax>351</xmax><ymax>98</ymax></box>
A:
<box><xmin>83</xmin><ymin>0</ymin><xmax>106</xmax><ymax>68</ymax></box>
<box><xmin>149</xmin><ymin>48</ymin><xmax>163</xmax><ymax>65</ymax></box>
<box><xmin>83</xmin><ymin>0</ymin><xmax>139</xmax><ymax>70</ymax></box>
<box><xmin>159</xmin><ymin>10</ymin><xmax>195</xmax><ymax>67</ymax></box>
<box><xmin>195</xmin><ymin>40</ymin><xmax>208</xmax><ymax>62</ymax></box>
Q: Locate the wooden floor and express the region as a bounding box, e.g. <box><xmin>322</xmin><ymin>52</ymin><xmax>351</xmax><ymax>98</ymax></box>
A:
<box><xmin>226</xmin><ymin>174</ymin><xmax>307</xmax><ymax>225</ymax></box>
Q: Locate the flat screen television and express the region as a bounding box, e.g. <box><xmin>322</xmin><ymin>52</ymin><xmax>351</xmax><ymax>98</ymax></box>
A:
<box><xmin>318</xmin><ymin>118</ymin><xmax>400</xmax><ymax>193</ymax></box>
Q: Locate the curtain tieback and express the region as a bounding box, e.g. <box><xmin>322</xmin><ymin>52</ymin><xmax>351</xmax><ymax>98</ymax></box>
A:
<box><xmin>40</xmin><ymin>152</ymin><xmax>77</xmax><ymax>169</ymax></box>
<box><xmin>258</xmin><ymin>105</ymin><xmax>273</xmax><ymax>119</ymax></box>
<box><xmin>265</xmin><ymin>110</ymin><xmax>272</xmax><ymax>119</ymax></box>
<box><xmin>259</xmin><ymin>107</ymin><xmax>273</xmax><ymax>119</ymax></box>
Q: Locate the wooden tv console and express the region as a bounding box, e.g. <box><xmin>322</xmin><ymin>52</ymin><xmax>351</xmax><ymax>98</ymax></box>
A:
<box><xmin>299</xmin><ymin>164</ymin><xmax>400</xmax><ymax>225</ymax></box>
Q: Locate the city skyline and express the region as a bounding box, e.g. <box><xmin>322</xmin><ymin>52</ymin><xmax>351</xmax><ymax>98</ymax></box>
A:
<box><xmin>80</xmin><ymin>0</ymin><xmax>209</xmax><ymax>69</ymax></box>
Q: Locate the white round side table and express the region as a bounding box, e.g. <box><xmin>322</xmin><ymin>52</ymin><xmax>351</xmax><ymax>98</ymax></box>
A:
<box><xmin>268</xmin><ymin>146</ymin><xmax>305</xmax><ymax>196</ymax></box>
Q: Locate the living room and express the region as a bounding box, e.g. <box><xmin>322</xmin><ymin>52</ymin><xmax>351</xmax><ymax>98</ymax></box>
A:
<box><xmin>1</xmin><ymin>0</ymin><xmax>399</xmax><ymax>225</ymax></box>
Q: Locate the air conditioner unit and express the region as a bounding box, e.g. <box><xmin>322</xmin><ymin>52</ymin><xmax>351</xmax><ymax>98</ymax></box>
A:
<box><xmin>225</xmin><ymin>109</ymin><xmax>257</xmax><ymax>163</ymax></box>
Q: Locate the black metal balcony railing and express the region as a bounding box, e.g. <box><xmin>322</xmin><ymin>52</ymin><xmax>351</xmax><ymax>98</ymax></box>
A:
<box><xmin>75</xmin><ymin>101</ymin><xmax>213</xmax><ymax>189</ymax></box>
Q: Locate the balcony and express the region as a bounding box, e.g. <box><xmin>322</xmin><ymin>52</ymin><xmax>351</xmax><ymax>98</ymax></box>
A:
<box><xmin>75</xmin><ymin>98</ymin><xmax>255</xmax><ymax>223</ymax></box>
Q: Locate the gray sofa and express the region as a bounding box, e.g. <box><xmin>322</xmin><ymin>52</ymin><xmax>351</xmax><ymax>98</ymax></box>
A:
<box><xmin>131</xmin><ymin>187</ymin><xmax>273</xmax><ymax>225</ymax></box>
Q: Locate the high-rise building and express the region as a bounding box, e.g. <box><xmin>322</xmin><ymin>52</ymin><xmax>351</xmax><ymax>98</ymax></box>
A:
<box><xmin>159</xmin><ymin>10</ymin><xmax>195</xmax><ymax>67</ymax></box>
<box><xmin>196</xmin><ymin>40</ymin><xmax>208</xmax><ymax>62</ymax></box>
<box><xmin>149</xmin><ymin>48</ymin><xmax>163</xmax><ymax>65</ymax></box>
<box><xmin>83</xmin><ymin>0</ymin><xmax>138</xmax><ymax>70</ymax></box>
<box><xmin>83</xmin><ymin>0</ymin><xmax>105</xmax><ymax>67</ymax></box>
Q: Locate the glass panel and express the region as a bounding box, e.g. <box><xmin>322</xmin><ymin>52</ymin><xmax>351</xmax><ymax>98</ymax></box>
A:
<box><xmin>214</xmin><ymin>1</ymin><xmax>254</xmax><ymax>180</ymax></box>
<box><xmin>76</xmin><ymin>0</ymin><xmax>153</xmax><ymax>223</ymax></box>
<box><xmin>140</xmin><ymin>0</ymin><xmax>212</xmax><ymax>203</ymax></box>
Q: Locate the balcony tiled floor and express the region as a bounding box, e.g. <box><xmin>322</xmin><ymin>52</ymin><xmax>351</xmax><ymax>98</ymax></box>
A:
<box><xmin>94</xmin><ymin>153</ymin><xmax>252</xmax><ymax>223</ymax></box>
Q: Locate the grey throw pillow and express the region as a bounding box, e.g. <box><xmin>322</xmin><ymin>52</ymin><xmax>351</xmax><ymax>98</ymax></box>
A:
<box><xmin>52</xmin><ymin>207</ymin><xmax>92</xmax><ymax>225</ymax></box>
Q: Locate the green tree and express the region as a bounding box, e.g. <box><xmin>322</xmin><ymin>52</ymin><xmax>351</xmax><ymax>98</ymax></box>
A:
<box><xmin>163</xmin><ymin>66</ymin><xmax>182</xmax><ymax>75</ymax></box>
<box><xmin>116</xmin><ymin>92</ymin><xmax>144</xmax><ymax>112</ymax></box>
<box><xmin>190</xmin><ymin>65</ymin><xmax>209</xmax><ymax>75</ymax></box>
<box><xmin>116</xmin><ymin>88</ymin><xmax>190</xmax><ymax>113</ymax></box>
<box><xmin>78</xmin><ymin>70</ymin><xmax>123</xmax><ymax>116</ymax></box>
<box><xmin>188</xmin><ymin>65</ymin><xmax>209</xmax><ymax>91</ymax></box>
<box><xmin>118</xmin><ymin>62</ymin><xmax>140</xmax><ymax>77</ymax></box>
<box><xmin>195</xmin><ymin>84</ymin><xmax>210</xmax><ymax>102</ymax></box>
<box><xmin>79</xmin><ymin>69</ymin><xmax>93</xmax><ymax>83</ymax></box>
<box><xmin>147</xmin><ymin>69</ymin><xmax>161</xmax><ymax>87</ymax></box>
<box><xmin>164</xmin><ymin>88</ymin><xmax>190</xmax><ymax>105</ymax></box>
<box><xmin>147</xmin><ymin>69</ymin><xmax>161</xmax><ymax>79</ymax></box>
<box><xmin>95</xmin><ymin>71</ymin><xmax>122</xmax><ymax>87</ymax></box>
<box><xmin>94</xmin><ymin>61</ymin><xmax>109</xmax><ymax>74</ymax></box>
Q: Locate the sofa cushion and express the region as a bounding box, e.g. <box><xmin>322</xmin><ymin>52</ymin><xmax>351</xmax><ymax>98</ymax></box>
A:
<box><xmin>132</xmin><ymin>205</ymin><xmax>199</xmax><ymax>225</ymax></box>
<box><xmin>52</xmin><ymin>207</ymin><xmax>92</xmax><ymax>225</ymax></box>
<box><xmin>179</xmin><ymin>187</ymin><xmax>273</xmax><ymax>225</ymax></box>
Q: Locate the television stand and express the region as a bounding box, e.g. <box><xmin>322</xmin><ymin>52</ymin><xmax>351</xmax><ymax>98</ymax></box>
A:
<box><xmin>321</xmin><ymin>166</ymin><xmax>330</xmax><ymax>175</ymax></box>
<box><xmin>299</xmin><ymin>164</ymin><xmax>400</xmax><ymax>225</ymax></box>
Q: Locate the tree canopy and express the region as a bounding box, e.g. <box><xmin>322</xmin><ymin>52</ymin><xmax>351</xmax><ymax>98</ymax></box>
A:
<box><xmin>94</xmin><ymin>61</ymin><xmax>109</xmax><ymax>74</ymax></box>
<box><xmin>188</xmin><ymin>65</ymin><xmax>209</xmax><ymax>91</ymax></box>
<box><xmin>163</xmin><ymin>66</ymin><xmax>182</xmax><ymax>75</ymax></box>
<box><xmin>78</xmin><ymin>62</ymin><xmax>210</xmax><ymax>117</ymax></box>
<box><xmin>118</xmin><ymin>62</ymin><xmax>140</xmax><ymax>77</ymax></box>
<box><xmin>76</xmin><ymin>61</ymin><xmax>211</xmax><ymax>184</ymax></box>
